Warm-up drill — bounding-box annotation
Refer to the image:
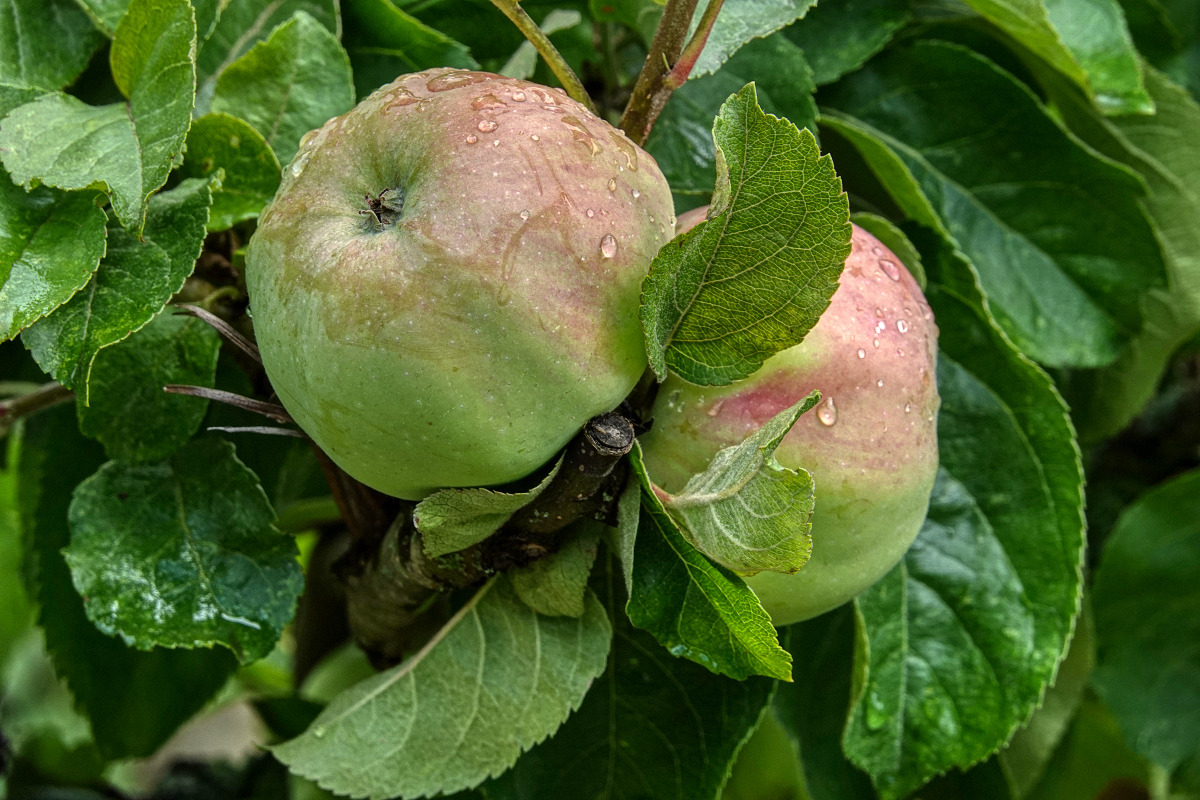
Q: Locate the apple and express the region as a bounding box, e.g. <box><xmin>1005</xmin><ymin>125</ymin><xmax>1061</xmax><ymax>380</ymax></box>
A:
<box><xmin>246</xmin><ymin>70</ymin><xmax>675</xmax><ymax>500</ymax></box>
<box><xmin>639</xmin><ymin>216</ymin><xmax>939</xmax><ymax>625</ymax></box>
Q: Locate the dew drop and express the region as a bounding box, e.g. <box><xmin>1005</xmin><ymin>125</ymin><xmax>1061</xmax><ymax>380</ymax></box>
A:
<box><xmin>897</xmin><ymin>348</ymin><xmax>906</xmax><ymax>356</ymax></box>
<box><xmin>707</xmin><ymin>399</ymin><xmax>725</xmax><ymax>417</ymax></box>
<box><xmin>816</xmin><ymin>396</ymin><xmax>838</xmax><ymax>426</ymax></box>
<box><xmin>313</xmin><ymin>726</ymin><xmax>327</xmax><ymax>739</ymax></box>
<box><xmin>492</xmin><ymin>139</ymin><xmax>500</xmax><ymax>146</ymax></box>
<box><xmin>876</xmin><ymin>379</ymin><xmax>884</xmax><ymax>388</ymax></box>
<box><xmin>512</xmin><ymin>90</ymin><xmax>526</xmax><ymax>102</ymax></box>
<box><xmin>897</xmin><ymin>319</ymin><xmax>909</xmax><ymax>333</ymax></box>
<box><xmin>607</xmin><ymin>178</ymin><xmax>617</xmax><ymax>192</ymax></box>
<box><xmin>519</xmin><ymin>209</ymin><xmax>530</xmax><ymax>220</ymax></box>
<box><xmin>921</xmin><ymin>304</ymin><xmax>934</xmax><ymax>321</ymax></box>
<box><xmin>875</xmin><ymin>307</ymin><xmax>885</xmax><ymax>318</ymax></box>
<box><xmin>857</xmin><ymin>348</ymin><xmax>866</xmax><ymax>359</ymax></box>
<box><xmin>905</xmin><ymin>403</ymin><xmax>912</xmax><ymax>413</ymax></box>
<box><xmin>631</xmin><ymin>188</ymin><xmax>641</xmax><ymax>199</ymax></box>
<box><xmin>531</xmin><ymin>134</ymin><xmax>540</xmax><ymax>141</ymax></box>
<box><xmin>872</xmin><ymin>246</ymin><xmax>883</xmax><ymax>256</ymax></box>
<box><xmin>586</xmin><ymin>208</ymin><xmax>595</xmax><ymax>218</ymax></box>
<box><xmin>600</xmin><ymin>233</ymin><xmax>618</xmax><ymax>258</ymax></box>
<box><xmin>465</xmin><ymin>134</ymin><xmax>478</xmax><ymax>144</ymax></box>
<box><xmin>879</xmin><ymin>259</ymin><xmax>901</xmax><ymax>280</ymax></box>
<box><xmin>229</xmin><ymin>135</ymin><xmax>241</xmax><ymax>148</ymax></box>
<box><xmin>427</xmin><ymin>71</ymin><xmax>492</xmax><ymax>92</ymax></box>
<box><xmin>873</xmin><ymin>338</ymin><xmax>880</xmax><ymax>348</ymax></box>
<box><xmin>875</xmin><ymin>321</ymin><xmax>886</xmax><ymax>333</ymax></box>
<box><xmin>477</xmin><ymin>119</ymin><xmax>498</xmax><ymax>133</ymax></box>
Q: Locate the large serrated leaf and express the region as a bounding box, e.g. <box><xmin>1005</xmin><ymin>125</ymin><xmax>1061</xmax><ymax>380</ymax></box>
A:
<box><xmin>480</xmin><ymin>556</ymin><xmax>776</xmax><ymax>800</ymax></box>
<box><xmin>275</xmin><ymin>576</ymin><xmax>611</xmax><ymax>800</ymax></box>
<box><xmin>625</xmin><ymin>445</ymin><xmax>792</xmax><ymax>682</ymax></box>
<box><xmin>178</xmin><ymin>113</ymin><xmax>281</xmax><ymax>232</ymax></box>
<box><xmin>690</xmin><ymin>0</ymin><xmax>817</xmax><ymax>77</ymax></box>
<box><xmin>641</xmin><ymin>84</ymin><xmax>849</xmax><ymax>385</ymax></box>
<box><xmin>821</xmin><ymin>41</ymin><xmax>1166</xmax><ymax>368</ymax></box>
<box><xmin>842</xmin><ymin>233</ymin><xmax>1085</xmax><ymax>799</ymax></box>
<box><xmin>0</xmin><ymin>0</ymin><xmax>196</xmax><ymax>234</ymax></box>
<box><xmin>959</xmin><ymin>0</ymin><xmax>1151</xmax><ymax>114</ymax></box>
<box><xmin>77</xmin><ymin>310</ymin><xmax>221</xmax><ymax>463</ymax></box>
<box><xmin>0</xmin><ymin>185</ymin><xmax>107</xmax><ymax>341</ymax></box>
<box><xmin>0</xmin><ymin>0</ymin><xmax>104</xmax><ymax>89</ymax></box>
<box><xmin>17</xmin><ymin>405</ymin><xmax>237</xmax><ymax>759</ymax></box>
<box><xmin>509</xmin><ymin>523</ymin><xmax>599</xmax><ymax>618</ymax></box>
<box><xmin>1091</xmin><ymin>469</ymin><xmax>1200</xmax><ymax>772</ymax></box>
<box><xmin>1046</xmin><ymin>65</ymin><xmax>1200</xmax><ymax>439</ymax></box>
<box><xmin>210</xmin><ymin>11</ymin><xmax>355</xmax><ymax>165</ymax></box>
<box><xmin>21</xmin><ymin>178</ymin><xmax>213</xmax><ymax>399</ymax></box>
<box><xmin>64</xmin><ymin>437</ymin><xmax>303</xmax><ymax>662</ymax></box>
<box><xmin>660</xmin><ymin>393</ymin><xmax>818</xmax><ymax>576</ymax></box>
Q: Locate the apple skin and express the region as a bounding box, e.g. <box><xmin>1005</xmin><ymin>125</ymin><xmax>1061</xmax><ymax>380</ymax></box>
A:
<box><xmin>246</xmin><ymin>70</ymin><xmax>675</xmax><ymax>500</ymax></box>
<box><xmin>639</xmin><ymin>216</ymin><xmax>939</xmax><ymax>625</ymax></box>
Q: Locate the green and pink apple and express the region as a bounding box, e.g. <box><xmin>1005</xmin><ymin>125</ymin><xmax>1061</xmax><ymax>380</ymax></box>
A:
<box><xmin>246</xmin><ymin>70</ymin><xmax>675</xmax><ymax>500</ymax></box>
<box><xmin>640</xmin><ymin>216</ymin><xmax>940</xmax><ymax>625</ymax></box>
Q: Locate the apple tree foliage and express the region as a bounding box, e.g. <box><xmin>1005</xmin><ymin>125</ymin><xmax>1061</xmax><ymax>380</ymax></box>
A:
<box><xmin>0</xmin><ymin>0</ymin><xmax>1197</xmax><ymax>798</ymax></box>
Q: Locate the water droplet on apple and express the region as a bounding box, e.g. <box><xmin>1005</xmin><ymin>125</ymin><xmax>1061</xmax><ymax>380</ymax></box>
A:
<box><xmin>600</xmin><ymin>233</ymin><xmax>618</xmax><ymax>258</ymax></box>
<box><xmin>477</xmin><ymin>119</ymin><xmax>498</xmax><ymax>133</ymax></box>
<box><xmin>706</xmin><ymin>399</ymin><xmax>725</xmax><ymax>417</ymax></box>
<box><xmin>519</xmin><ymin>209</ymin><xmax>530</xmax><ymax>220</ymax></box>
<box><xmin>873</xmin><ymin>338</ymin><xmax>880</xmax><ymax>348</ymax></box>
<box><xmin>879</xmin><ymin>259</ymin><xmax>901</xmax><ymax>280</ymax></box>
<box><xmin>427</xmin><ymin>71</ymin><xmax>492</xmax><ymax>92</ymax></box>
<box><xmin>586</xmin><ymin>209</ymin><xmax>595</xmax><ymax>218</ymax></box>
<box><xmin>857</xmin><ymin>348</ymin><xmax>866</xmax><ymax>358</ymax></box>
<box><xmin>905</xmin><ymin>403</ymin><xmax>912</xmax><ymax>413</ymax></box>
<box><xmin>897</xmin><ymin>319</ymin><xmax>909</xmax><ymax>333</ymax></box>
<box><xmin>512</xmin><ymin>90</ymin><xmax>526</xmax><ymax>102</ymax></box>
<box><xmin>875</xmin><ymin>307</ymin><xmax>884</xmax><ymax>317</ymax></box>
<box><xmin>465</xmin><ymin>134</ymin><xmax>478</xmax><ymax>144</ymax></box>
<box><xmin>531</xmin><ymin>134</ymin><xmax>540</xmax><ymax>141</ymax></box>
<box><xmin>876</xmin><ymin>379</ymin><xmax>884</xmax><ymax>387</ymax></box>
<box><xmin>872</xmin><ymin>246</ymin><xmax>883</xmax><ymax>256</ymax></box>
<box><xmin>817</xmin><ymin>396</ymin><xmax>838</xmax><ymax>426</ymax></box>
<box><xmin>608</xmin><ymin>178</ymin><xmax>617</xmax><ymax>192</ymax></box>
<box><xmin>631</xmin><ymin>189</ymin><xmax>641</xmax><ymax>199</ymax></box>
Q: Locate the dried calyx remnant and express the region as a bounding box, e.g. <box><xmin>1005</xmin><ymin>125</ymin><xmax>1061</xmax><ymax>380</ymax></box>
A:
<box><xmin>360</xmin><ymin>187</ymin><xmax>405</xmax><ymax>227</ymax></box>
<box><xmin>336</xmin><ymin>410</ymin><xmax>637</xmax><ymax>669</ymax></box>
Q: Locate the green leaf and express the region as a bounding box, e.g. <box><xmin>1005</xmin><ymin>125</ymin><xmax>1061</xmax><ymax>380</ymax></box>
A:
<box><xmin>210</xmin><ymin>11</ymin><xmax>355</xmax><ymax>166</ymax></box>
<box><xmin>76</xmin><ymin>310</ymin><xmax>221</xmax><ymax>463</ymax></box>
<box><xmin>274</xmin><ymin>576</ymin><xmax>611</xmax><ymax>800</ymax></box>
<box><xmin>509</xmin><ymin>523</ymin><xmax>599</xmax><ymax>617</ymax></box>
<box><xmin>641</xmin><ymin>84</ymin><xmax>849</xmax><ymax>385</ymax></box>
<box><xmin>179</xmin><ymin>113</ymin><xmax>281</xmax><ymax>232</ymax></box>
<box><xmin>0</xmin><ymin>0</ymin><xmax>104</xmax><ymax>89</ymax></box>
<box><xmin>0</xmin><ymin>0</ymin><xmax>197</xmax><ymax>234</ymax></box>
<box><xmin>690</xmin><ymin>0</ymin><xmax>817</xmax><ymax>77</ymax></box>
<box><xmin>482</xmin><ymin>557</ymin><xmax>777</xmax><ymax>800</ymax></box>
<box><xmin>1024</xmin><ymin>695</ymin><xmax>1151</xmax><ymax>800</ymax></box>
<box><xmin>821</xmin><ymin>41</ymin><xmax>1166</xmax><ymax>367</ymax></box>
<box><xmin>344</xmin><ymin>0</ymin><xmax>477</xmax><ymax>99</ymax></box>
<box><xmin>64</xmin><ymin>436</ymin><xmax>303</xmax><ymax>662</ymax></box>
<box><xmin>0</xmin><ymin>80</ymin><xmax>48</xmax><ymax>115</ymax></box>
<box><xmin>850</xmin><ymin>212</ymin><xmax>925</xmax><ymax>289</ymax></box>
<box><xmin>1091</xmin><ymin>468</ymin><xmax>1200</xmax><ymax>771</ymax></box>
<box><xmin>954</xmin><ymin>0</ymin><xmax>1151</xmax><ymax>114</ymax></box>
<box><xmin>842</xmin><ymin>233</ymin><xmax>1085</xmax><ymax>799</ymax></box>
<box><xmin>0</xmin><ymin>184</ymin><xmax>107</xmax><ymax>341</ymax></box>
<box><xmin>646</xmin><ymin>33</ymin><xmax>818</xmax><ymax>212</ymax></box>
<box><xmin>75</xmin><ymin>0</ymin><xmax>133</xmax><ymax>32</ymax></box>
<box><xmin>659</xmin><ymin>393</ymin><xmax>818</xmax><ymax>576</ymax></box>
<box><xmin>1047</xmin><ymin>65</ymin><xmax>1200</xmax><ymax>439</ymax></box>
<box><xmin>626</xmin><ymin>444</ymin><xmax>793</xmax><ymax>682</ymax></box>
<box><xmin>781</xmin><ymin>0</ymin><xmax>910</xmax><ymax>85</ymax></box>
<box><xmin>998</xmin><ymin>606</ymin><xmax>1095</xmax><ymax>796</ymax></box>
<box><xmin>17</xmin><ymin>405</ymin><xmax>237</xmax><ymax>759</ymax></box>
<box><xmin>772</xmin><ymin>606</ymin><xmax>875</xmax><ymax>800</ymax></box>
<box><xmin>0</xmin><ymin>433</ymin><xmax>34</xmax><ymax>662</ymax></box>
<box><xmin>197</xmin><ymin>0</ymin><xmax>339</xmax><ymax>98</ymax></box>
<box><xmin>21</xmin><ymin>177</ymin><xmax>214</xmax><ymax>399</ymax></box>
<box><xmin>416</xmin><ymin>456</ymin><xmax>563</xmax><ymax>558</ymax></box>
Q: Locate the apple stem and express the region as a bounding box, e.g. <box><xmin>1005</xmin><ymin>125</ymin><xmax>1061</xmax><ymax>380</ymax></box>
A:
<box><xmin>0</xmin><ymin>381</ymin><xmax>74</xmax><ymax>436</ymax></box>
<box><xmin>173</xmin><ymin>303</ymin><xmax>261</xmax><ymax>363</ymax></box>
<box><xmin>488</xmin><ymin>0</ymin><xmax>598</xmax><ymax>114</ymax></box>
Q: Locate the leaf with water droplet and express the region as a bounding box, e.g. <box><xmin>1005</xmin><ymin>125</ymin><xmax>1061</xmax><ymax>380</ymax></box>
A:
<box><xmin>656</xmin><ymin>393</ymin><xmax>820</xmax><ymax>577</ymax></box>
<box><xmin>63</xmin><ymin>437</ymin><xmax>304</xmax><ymax>663</ymax></box>
<box><xmin>641</xmin><ymin>84</ymin><xmax>850</xmax><ymax>385</ymax></box>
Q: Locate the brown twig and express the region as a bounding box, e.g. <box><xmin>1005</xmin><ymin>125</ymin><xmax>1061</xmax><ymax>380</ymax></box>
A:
<box><xmin>173</xmin><ymin>304</ymin><xmax>261</xmax><ymax>363</ymax></box>
<box><xmin>0</xmin><ymin>382</ymin><xmax>74</xmax><ymax>435</ymax></box>
<box><xmin>163</xmin><ymin>385</ymin><xmax>293</xmax><ymax>423</ymax></box>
